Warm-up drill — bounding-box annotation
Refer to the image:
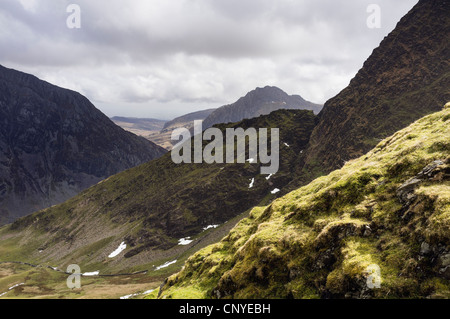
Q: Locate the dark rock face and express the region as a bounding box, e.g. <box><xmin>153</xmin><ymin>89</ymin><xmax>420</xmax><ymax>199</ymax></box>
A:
<box><xmin>202</xmin><ymin>86</ymin><xmax>322</xmax><ymax>129</ymax></box>
<box><xmin>303</xmin><ymin>0</ymin><xmax>450</xmax><ymax>175</ymax></box>
<box><xmin>0</xmin><ymin>65</ymin><xmax>166</xmax><ymax>224</ymax></box>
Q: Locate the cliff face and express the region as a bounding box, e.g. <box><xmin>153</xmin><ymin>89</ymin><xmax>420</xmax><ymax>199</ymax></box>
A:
<box><xmin>0</xmin><ymin>65</ymin><xmax>166</xmax><ymax>224</ymax></box>
<box><xmin>202</xmin><ymin>86</ymin><xmax>322</xmax><ymax>129</ymax></box>
<box><xmin>303</xmin><ymin>0</ymin><xmax>450</xmax><ymax>176</ymax></box>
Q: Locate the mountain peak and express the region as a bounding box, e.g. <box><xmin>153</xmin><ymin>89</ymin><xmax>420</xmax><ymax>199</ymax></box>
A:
<box><xmin>202</xmin><ymin>86</ymin><xmax>322</xmax><ymax>129</ymax></box>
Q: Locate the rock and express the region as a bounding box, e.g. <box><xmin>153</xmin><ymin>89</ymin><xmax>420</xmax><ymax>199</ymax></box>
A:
<box><xmin>396</xmin><ymin>160</ymin><xmax>445</xmax><ymax>206</ymax></box>
<box><xmin>417</xmin><ymin>160</ymin><xmax>444</xmax><ymax>178</ymax></box>
<box><xmin>396</xmin><ymin>178</ymin><xmax>421</xmax><ymax>205</ymax></box>
<box><xmin>420</xmin><ymin>242</ymin><xmax>431</xmax><ymax>255</ymax></box>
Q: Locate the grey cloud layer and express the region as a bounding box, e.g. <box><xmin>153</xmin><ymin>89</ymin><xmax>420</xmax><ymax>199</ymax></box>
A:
<box><xmin>0</xmin><ymin>0</ymin><xmax>417</xmax><ymax>118</ymax></box>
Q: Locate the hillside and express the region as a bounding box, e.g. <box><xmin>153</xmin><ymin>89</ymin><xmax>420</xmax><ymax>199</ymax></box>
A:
<box><xmin>158</xmin><ymin>104</ymin><xmax>450</xmax><ymax>299</ymax></box>
<box><xmin>202</xmin><ymin>86</ymin><xmax>322</xmax><ymax>130</ymax></box>
<box><xmin>0</xmin><ymin>65</ymin><xmax>166</xmax><ymax>224</ymax></box>
<box><xmin>300</xmin><ymin>0</ymin><xmax>450</xmax><ymax>182</ymax></box>
<box><xmin>147</xmin><ymin>109</ymin><xmax>216</xmax><ymax>150</ymax></box>
<box><xmin>0</xmin><ymin>109</ymin><xmax>317</xmax><ymax>273</ymax></box>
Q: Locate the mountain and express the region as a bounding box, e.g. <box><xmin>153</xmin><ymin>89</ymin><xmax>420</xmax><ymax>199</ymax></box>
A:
<box><xmin>147</xmin><ymin>87</ymin><xmax>321</xmax><ymax>151</ymax></box>
<box><xmin>147</xmin><ymin>109</ymin><xmax>216</xmax><ymax>150</ymax></box>
<box><xmin>161</xmin><ymin>109</ymin><xmax>216</xmax><ymax>131</ymax></box>
<box><xmin>111</xmin><ymin>117</ymin><xmax>167</xmax><ymax>137</ymax></box>
<box><xmin>158</xmin><ymin>104</ymin><xmax>450</xmax><ymax>299</ymax></box>
<box><xmin>202</xmin><ymin>86</ymin><xmax>322</xmax><ymax>129</ymax></box>
<box><xmin>0</xmin><ymin>0</ymin><xmax>448</xmax><ymax>298</ymax></box>
<box><xmin>0</xmin><ymin>65</ymin><xmax>166</xmax><ymax>225</ymax></box>
<box><xmin>0</xmin><ymin>109</ymin><xmax>317</xmax><ymax>273</ymax></box>
<box><xmin>300</xmin><ymin>0</ymin><xmax>450</xmax><ymax>180</ymax></box>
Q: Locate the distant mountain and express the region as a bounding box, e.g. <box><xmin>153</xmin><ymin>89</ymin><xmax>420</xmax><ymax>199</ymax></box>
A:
<box><xmin>148</xmin><ymin>109</ymin><xmax>216</xmax><ymax>150</ymax></box>
<box><xmin>0</xmin><ymin>65</ymin><xmax>166</xmax><ymax>224</ymax></box>
<box><xmin>147</xmin><ymin>87</ymin><xmax>321</xmax><ymax>151</ymax></box>
<box><xmin>111</xmin><ymin>116</ymin><xmax>167</xmax><ymax>137</ymax></box>
<box><xmin>1</xmin><ymin>0</ymin><xmax>448</xmax><ymax>298</ymax></box>
<box><xmin>161</xmin><ymin>109</ymin><xmax>216</xmax><ymax>131</ymax></box>
<box><xmin>202</xmin><ymin>86</ymin><xmax>322</xmax><ymax>129</ymax></box>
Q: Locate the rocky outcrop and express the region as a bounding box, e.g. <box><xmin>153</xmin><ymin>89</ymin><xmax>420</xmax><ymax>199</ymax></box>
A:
<box><xmin>0</xmin><ymin>65</ymin><xmax>166</xmax><ymax>224</ymax></box>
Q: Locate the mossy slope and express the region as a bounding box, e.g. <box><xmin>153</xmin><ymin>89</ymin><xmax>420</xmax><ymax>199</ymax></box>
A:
<box><xmin>159</xmin><ymin>106</ymin><xmax>450</xmax><ymax>299</ymax></box>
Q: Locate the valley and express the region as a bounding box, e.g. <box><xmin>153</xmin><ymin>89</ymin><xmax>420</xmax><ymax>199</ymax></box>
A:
<box><xmin>0</xmin><ymin>0</ymin><xmax>448</xmax><ymax>301</ymax></box>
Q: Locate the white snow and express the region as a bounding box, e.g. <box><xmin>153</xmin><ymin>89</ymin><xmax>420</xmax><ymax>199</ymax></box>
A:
<box><xmin>108</xmin><ymin>241</ymin><xmax>127</xmax><ymax>258</ymax></box>
<box><xmin>155</xmin><ymin>260</ymin><xmax>177</xmax><ymax>270</ymax></box>
<box><xmin>271</xmin><ymin>188</ymin><xmax>280</xmax><ymax>194</ymax></box>
<box><xmin>284</xmin><ymin>143</ymin><xmax>290</xmax><ymax>147</ymax></box>
<box><xmin>203</xmin><ymin>225</ymin><xmax>219</xmax><ymax>231</ymax></box>
<box><xmin>246</xmin><ymin>158</ymin><xmax>255</xmax><ymax>163</ymax></box>
<box><xmin>83</xmin><ymin>271</ymin><xmax>100</xmax><ymax>276</ymax></box>
<box><xmin>265</xmin><ymin>174</ymin><xmax>273</xmax><ymax>180</ymax></box>
<box><xmin>178</xmin><ymin>237</ymin><xmax>193</xmax><ymax>245</ymax></box>
<box><xmin>120</xmin><ymin>289</ymin><xmax>155</xmax><ymax>300</ymax></box>
<box><xmin>249</xmin><ymin>178</ymin><xmax>255</xmax><ymax>188</ymax></box>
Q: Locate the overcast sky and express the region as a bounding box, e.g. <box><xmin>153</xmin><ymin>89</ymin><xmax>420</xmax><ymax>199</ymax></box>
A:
<box><xmin>0</xmin><ymin>0</ymin><xmax>418</xmax><ymax>120</ymax></box>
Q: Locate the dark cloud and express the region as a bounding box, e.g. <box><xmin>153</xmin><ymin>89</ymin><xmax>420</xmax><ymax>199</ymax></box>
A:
<box><xmin>0</xmin><ymin>0</ymin><xmax>418</xmax><ymax>118</ymax></box>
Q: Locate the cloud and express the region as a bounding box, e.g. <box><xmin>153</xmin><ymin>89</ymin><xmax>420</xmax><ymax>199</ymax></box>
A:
<box><xmin>0</xmin><ymin>0</ymin><xmax>418</xmax><ymax>118</ymax></box>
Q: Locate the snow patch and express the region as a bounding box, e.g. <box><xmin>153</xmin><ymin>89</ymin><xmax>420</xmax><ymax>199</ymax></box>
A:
<box><xmin>271</xmin><ymin>188</ymin><xmax>280</xmax><ymax>194</ymax></box>
<box><xmin>203</xmin><ymin>225</ymin><xmax>219</xmax><ymax>231</ymax></box>
<box><xmin>120</xmin><ymin>289</ymin><xmax>155</xmax><ymax>300</ymax></box>
<box><xmin>178</xmin><ymin>237</ymin><xmax>193</xmax><ymax>245</ymax></box>
<box><xmin>265</xmin><ymin>174</ymin><xmax>273</xmax><ymax>180</ymax></box>
<box><xmin>249</xmin><ymin>178</ymin><xmax>255</xmax><ymax>188</ymax></box>
<box><xmin>155</xmin><ymin>260</ymin><xmax>177</xmax><ymax>270</ymax></box>
<box><xmin>83</xmin><ymin>271</ymin><xmax>100</xmax><ymax>276</ymax></box>
<box><xmin>108</xmin><ymin>241</ymin><xmax>127</xmax><ymax>258</ymax></box>
<box><xmin>246</xmin><ymin>158</ymin><xmax>255</xmax><ymax>163</ymax></box>
<box><xmin>284</xmin><ymin>143</ymin><xmax>290</xmax><ymax>147</ymax></box>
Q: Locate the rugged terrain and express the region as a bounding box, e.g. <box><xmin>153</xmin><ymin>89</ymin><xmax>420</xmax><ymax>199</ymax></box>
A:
<box><xmin>159</xmin><ymin>104</ymin><xmax>450</xmax><ymax>299</ymax></box>
<box><xmin>0</xmin><ymin>0</ymin><xmax>448</xmax><ymax>300</ymax></box>
<box><xmin>202</xmin><ymin>86</ymin><xmax>322</xmax><ymax>130</ymax></box>
<box><xmin>0</xmin><ymin>109</ymin><xmax>317</xmax><ymax>273</ymax></box>
<box><xmin>0</xmin><ymin>65</ymin><xmax>166</xmax><ymax>224</ymax></box>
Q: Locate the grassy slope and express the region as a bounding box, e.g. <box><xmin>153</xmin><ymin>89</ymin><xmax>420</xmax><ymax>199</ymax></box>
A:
<box><xmin>158</xmin><ymin>105</ymin><xmax>450</xmax><ymax>299</ymax></box>
<box><xmin>0</xmin><ymin>110</ymin><xmax>316</xmax><ymax>273</ymax></box>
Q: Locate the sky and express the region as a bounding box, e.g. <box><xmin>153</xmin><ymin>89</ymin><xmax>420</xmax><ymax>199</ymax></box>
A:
<box><xmin>0</xmin><ymin>0</ymin><xmax>418</xmax><ymax>120</ymax></box>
